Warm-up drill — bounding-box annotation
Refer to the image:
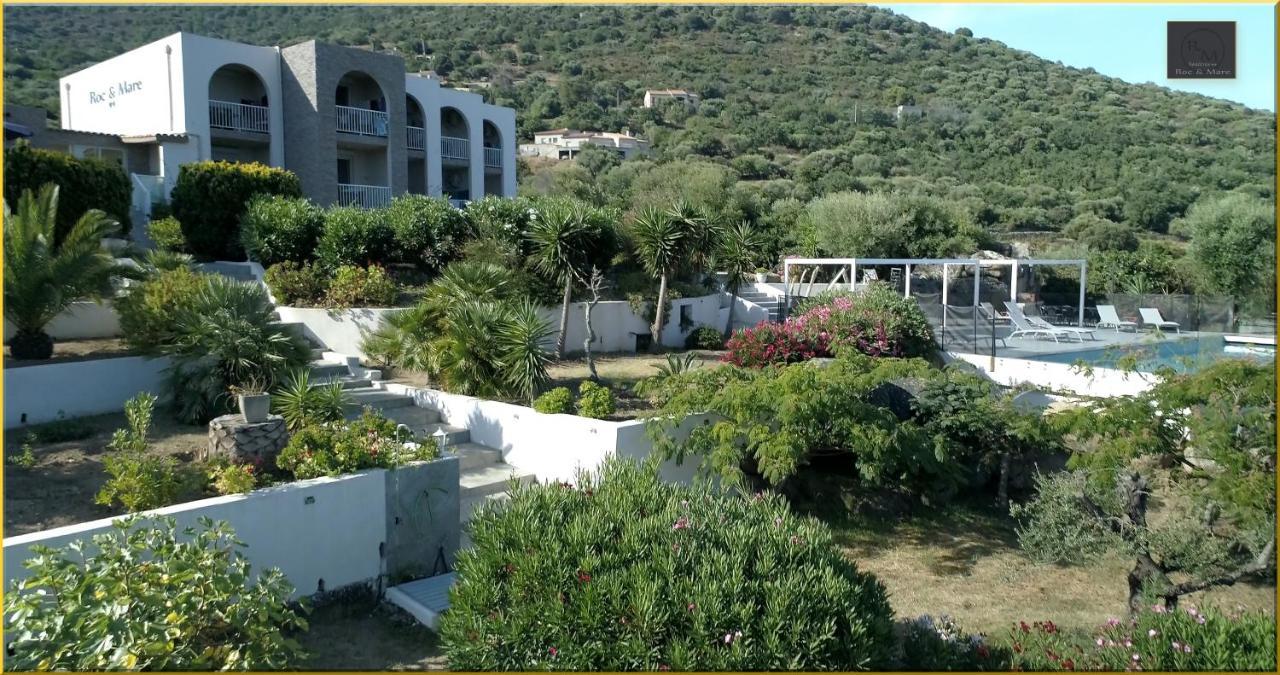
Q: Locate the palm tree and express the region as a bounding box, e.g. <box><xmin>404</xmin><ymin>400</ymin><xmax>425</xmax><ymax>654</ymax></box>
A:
<box><xmin>718</xmin><ymin>221</ymin><xmax>765</xmax><ymax>340</ymax></box>
<box><xmin>669</xmin><ymin>200</ymin><xmax>723</xmax><ymax>282</ymax></box>
<box><xmin>528</xmin><ymin>199</ymin><xmax>590</xmax><ymax>358</ymax></box>
<box><xmin>3</xmin><ymin>184</ymin><xmax>121</xmax><ymax>359</ymax></box>
<box><xmin>629</xmin><ymin>205</ymin><xmax>684</xmax><ymax>348</ymax></box>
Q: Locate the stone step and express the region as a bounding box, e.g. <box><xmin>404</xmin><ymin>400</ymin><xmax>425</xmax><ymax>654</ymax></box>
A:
<box><xmin>343</xmin><ymin>387</ymin><xmax>415</xmax><ymax>412</ymax></box>
<box><xmin>420</xmin><ymin>423</ymin><xmax>470</xmax><ymax>447</ymax></box>
<box><xmin>447</xmin><ymin>441</ymin><xmax>502</xmax><ymax>471</ymax></box>
<box><xmin>309</xmin><ymin>362</ymin><xmax>351</xmax><ymax>380</ymax></box>
<box><xmin>386</xmin><ymin>572</ymin><xmax>456</xmax><ymax>631</ymax></box>
<box><xmin>279</xmin><ymin>321</ymin><xmax>325</xmax><ymax>349</ymax></box>
<box><xmin>460</xmin><ymin>464</ymin><xmax>535</xmax><ymax>500</ymax></box>
<box><xmin>376</xmin><ymin>405</ymin><xmax>443</xmax><ymax>429</ymax></box>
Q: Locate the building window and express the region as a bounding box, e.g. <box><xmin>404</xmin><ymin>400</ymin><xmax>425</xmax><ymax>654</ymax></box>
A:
<box><xmin>71</xmin><ymin>145</ymin><xmax>126</xmax><ymax>169</ymax></box>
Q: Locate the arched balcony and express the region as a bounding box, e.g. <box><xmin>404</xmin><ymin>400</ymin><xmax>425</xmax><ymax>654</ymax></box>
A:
<box><xmin>334</xmin><ymin>71</ymin><xmax>390</xmax><ymax>208</ymax></box>
<box><xmin>440</xmin><ymin>106</ymin><xmax>470</xmax><ymax>204</ymax></box>
<box><xmin>482</xmin><ymin>120</ymin><xmax>503</xmax><ymax>196</ymax></box>
<box><xmin>334</xmin><ymin>71</ymin><xmax>388</xmax><ymax>138</ymax></box>
<box><xmin>208</xmin><ymin>64</ymin><xmax>270</xmax><ymax>164</ymax></box>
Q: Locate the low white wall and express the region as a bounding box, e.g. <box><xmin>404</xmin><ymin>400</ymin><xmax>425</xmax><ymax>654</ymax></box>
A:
<box><xmin>3</xmin><ymin>301</ymin><xmax>121</xmax><ymax>341</ymax></box>
<box><xmin>388</xmin><ymin>384</ymin><xmax>702</xmax><ymax>484</ymax></box>
<box><xmin>540</xmin><ymin>292</ymin><xmax>726</xmax><ymax>353</ymax></box>
<box><xmin>4</xmin><ymin>355</ymin><xmax>171</xmax><ymax>428</ymax></box>
<box><xmin>274</xmin><ymin>306</ymin><xmax>406</xmax><ymax>360</ymax></box>
<box><xmin>4</xmin><ymin>472</ymin><xmax>384</xmax><ymax>598</ymax></box>
<box><xmin>945</xmin><ymin>351</ymin><xmax>1159</xmax><ymax>397</ymax></box>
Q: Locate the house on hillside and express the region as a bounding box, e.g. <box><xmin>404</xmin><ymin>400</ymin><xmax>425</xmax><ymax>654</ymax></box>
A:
<box><xmin>519</xmin><ymin>128</ymin><xmax>651</xmax><ymax>161</ymax></box>
<box><xmin>643</xmin><ymin>89</ymin><xmax>699</xmax><ymax>109</ymax></box>
<box><xmin>54</xmin><ymin>32</ymin><xmax>518</xmax><ymax>214</ymax></box>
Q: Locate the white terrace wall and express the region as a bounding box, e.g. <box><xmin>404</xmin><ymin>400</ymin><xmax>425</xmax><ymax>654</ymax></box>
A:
<box><xmin>4</xmin><ymin>356</ymin><xmax>170</xmax><ymax>428</ymax></box>
<box><xmin>274</xmin><ymin>306</ymin><xmax>404</xmax><ymax>360</ymax></box>
<box><xmin>2</xmin><ymin>301</ymin><xmax>122</xmax><ymax>342</ymax></box>
<box><xmin>944</xmin><ymin>351</ymin><xmax>1159</xmax><ymax>397</ymax></box>
<box><xmin>387</xmin><ymin>384</ymin><xmax>703</xmax><ymax>484</ymax></box>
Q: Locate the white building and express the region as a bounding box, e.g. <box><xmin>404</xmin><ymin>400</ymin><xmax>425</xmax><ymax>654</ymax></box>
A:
<box><xmin>58</xmin><ymin>32</ymin><xmax>517</xmax><ymax>217</ymax></box>
<box><xmin>518</xmin><ymin>128</ymin><xmax>651</xmax><ymax>161</ymax></box>
<box><xmin>642</xmin><ymin>89</ymin><xmax>699</xmax><ymax>109</ymax></box>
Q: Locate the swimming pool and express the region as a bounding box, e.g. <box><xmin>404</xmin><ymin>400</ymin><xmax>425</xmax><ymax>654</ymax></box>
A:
<box><xmin>1026</xmin><ymin>336</ymin><xmax>1275</xmax><ymax>372</ymax></box>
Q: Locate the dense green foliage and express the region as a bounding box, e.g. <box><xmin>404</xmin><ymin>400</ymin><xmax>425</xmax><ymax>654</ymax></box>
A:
<box><xmin>1013</xmin><ymin>359</ymin><xmax>1276</xmax><ymax>612</ymax></box>
<box><xmin>324</xmin><ymin>264</ymin><xmax>399</xmax><ymax>308</ymax></box>
<box><xmin>315</xmin><ymin>206</ymin><xmax>395</xmax><ymax>270</ymax></box>
<box><xmin>385</xmin><ymin>194</ymin><xmax>474</xmax><ymax>274</ymax></box>
<box><xmin>147</xmin><ymin>215</ymin><xmax>188</xmax><ymax>252</ymax></box>
<box><xmin>276</xmin><ymin>409</ymin><xmax>437</xmax><ymax>480</ymax></box>
<box><xmin>271</xmin><ymin>368</ymin><xmax>350</xmax><ymax>432</ymax></box>
<box><xmin>95</xmin><ymin>393</ymin><xmax>183</xmax><ymax>513</ymax></box>
<box><xmin>170</xmin><ymin>161</ymin><xmax>302</xmax><ymax>260</ymax></box>
<box><xmin>1178</xmin><ymin>193</ymin><xmax>1276</xmax><ymax>305</ymax></box>
<box><xmin>116</xmin><ymin>266</ymin><xmax>207</xmax><ymax>352</ymax></box>
<box><xmin>3</xmin><ymin>143</ymin><xmax>131</xmax><ymax>238</ymax></box>
<box><xmin>240</xmin><ymin>195</ymin><xmax>325</xmax><ymax>267</ymax></box>
<box><xmin>440</xmin><ymin>458</ymin><xmax>896</xmax><ymax>670</ymax></box>
<box><xmin>684</xmin><ymin>325</ymin><xmax>724</xmax><ymax>350</ymax></box>
<box><xmin>532</xmin><ymin>386</ymin><xmax>574</xmax><ymax>414</ymax></box>
<box><xmin>3</xmin><ymin>516</ymin><xmax>308</xmax><ymax>670</ymax></box>
<box><xmin>807</xmin><ymin>191</ymin><xmax>988</xmax><ymax>259</ymax></box>
<box><xmin>262</xmin><ymin>261</ymin><xmax>329</xmax><ymax>307</ymax></box>
<box><xmin>3</xmin><ymin>184</ymin><xmax>124</xmax><ymax>359</ymax></box>
<box><xmin>574</xmin><ymin>380</ymin><xmax>616</xmax><ymax>419</ymax></box>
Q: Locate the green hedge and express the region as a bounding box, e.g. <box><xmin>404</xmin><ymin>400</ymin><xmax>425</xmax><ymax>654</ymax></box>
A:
<box><xmin>3</xmin><ymin>143</ymin><xmax>131</xmax><ymax>240</ymax></box>
<box><xmin>240</xmin><ymin>195</ymin><xmax>325</xmax><ymax>266</ymax></box>
<box><xmin>170</xmin><ymin>161</ymin><xmax>301</xmax><ymax>260</ymax></box>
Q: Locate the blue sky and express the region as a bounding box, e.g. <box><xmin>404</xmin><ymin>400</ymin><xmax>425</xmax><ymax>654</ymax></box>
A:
<box><xmin>878</xmin><ymin>3</ymin><xmax>1276</xmax><ymax>111</ymax></box>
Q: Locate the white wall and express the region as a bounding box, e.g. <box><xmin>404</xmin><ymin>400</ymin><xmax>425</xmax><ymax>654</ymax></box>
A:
<box><xmin>944</xmin><ymin>351</ymin><xmax>1159</xmax><ymax>397</ymax></box>
<box><xmin>4</xmin><ymin>356</ymin><xmax>171</xmax><ymax>428</ymax></box>
<box><xmin>543</xmin><ymin>293</ymin><xmax>726</xmax><ymax>353</ymax></box>
<box><xmin>4</xmin><ymin>471</ymin><xmax>385</xmax><ymax>598</ymax></box>
<box><xmin>274</xmin><ymin>306</ymin><xmax>404</xmax><ymax>360</ymax></box>
<box><xmin>3</xmin><ymin>301</ymin><xmax>121</xmax><ymax>341</ymax></box>
<box><xmin>60</xmin><ymin>33</ymin><xmax>185</xmax><ymax>136</ymax></box>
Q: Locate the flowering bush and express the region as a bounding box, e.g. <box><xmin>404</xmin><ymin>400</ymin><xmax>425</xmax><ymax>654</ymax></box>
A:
<box><xmin>275</xmin><ymin>409</ymin><xmax>436</xmax><ymax>480</ymax></box>
<box><xmin>723</xmin><ymin>284</ymin><xmax>933</xmax><ymax>368</ymax></box>
<box><xmin>899</xmin><ymin>614</ymin><xmax>1007</xmax><ymax>670</ymax></box>
<box><xmin>441</xmin><ymin>458</ymin><xmax>895</xmax><ymax>671</ymax></box>
<box><xmin>1008</xmin><ymin>604</ymin><xmax>1276</xmax><ymax>671</ymax></box>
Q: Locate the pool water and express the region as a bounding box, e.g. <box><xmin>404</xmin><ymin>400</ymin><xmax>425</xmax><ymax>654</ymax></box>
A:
<box><xmin>1027</xmin><ymin>336</ymin><xmax>1275</xmax><ymax>373</ymax></box>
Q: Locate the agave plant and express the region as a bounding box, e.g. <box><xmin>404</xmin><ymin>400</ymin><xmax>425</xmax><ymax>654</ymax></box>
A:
<box><xmin>271</xmin><ymin>368</ymin><xmax>351</xmax><ymax>432</ymax></box>
<box><xmin>3</xmin><ymin>184</ymin><xmax>122</xmax><ymax>359</ymax></box>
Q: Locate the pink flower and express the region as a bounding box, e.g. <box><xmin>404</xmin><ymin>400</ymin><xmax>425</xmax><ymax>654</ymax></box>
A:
<box><xmin>548</xmin><ymin>647</ymin><xmax>558</xmax><ymax>657</ymax></box>
<box><xmin>773</xmin><ymin>516</ymin><xmax>783</xmax><ymax>527</ymax></box>
<box><xmin>1152</xmin><ymin>604</ymin><xmax>1168</xmax><ymax>614</ymax></box>
<box><xmin>1106</xmin><ymin>618</ymin><xmax>1122</xmax><ymax>627</ymax></box>
<box><xmin>672</xmin><ymin>516</ymin><xmax>689</xmax><ymax>531</ymax></box>
<box><xmin>1148</xmin><ymin>629</ymin><xmax>1158</xmax><ymax>637</ymax></box>
<box><xmin>1131</xmin><ymin>653</ymin><xmax>1141</xmax><ymax>662</ymax></box>
<box><xmin>687</xmin><ymin>602</ymin><xmax>696</xmax><ymax>612</ymax></box>
<box><xmin>1171</xmin><ymin>641</ymin><xmax>1181</xmax><ymax>651</ymax></box>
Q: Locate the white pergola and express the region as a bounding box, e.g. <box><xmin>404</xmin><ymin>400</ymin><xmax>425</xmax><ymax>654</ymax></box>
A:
<box><xmin>781</xmin><ymin>257</ymin><xmax>1089</xmax><ymax>327</ymax></box>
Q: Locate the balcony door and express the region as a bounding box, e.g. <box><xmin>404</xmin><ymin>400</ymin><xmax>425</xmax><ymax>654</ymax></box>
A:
<box><xmin>337</xmin><ymin>158</ymin><xmax>352</xmax><ymax>184</ymax></box>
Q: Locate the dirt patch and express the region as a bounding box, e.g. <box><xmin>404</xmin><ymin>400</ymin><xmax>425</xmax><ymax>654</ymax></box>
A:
<box><xmin>829</xmin><ymin>504</ymin><xmax>1277</xmax><ymax>636</ymax></box>
<box><xmin>3</xmin><ymin>411</ymin><xmax>210</xmax><ymax>536</ymax></box>
<box><xmin>4</xmin><ymin>337</ymin><xmax>137</xmax><ymax>369</ymax></box>
<box><xmin>301</xmin><ymin>599</ymin><xmax>446</xmax><ymax>670</ymax></box>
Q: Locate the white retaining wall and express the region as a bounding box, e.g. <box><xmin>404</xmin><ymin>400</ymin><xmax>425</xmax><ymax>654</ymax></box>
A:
<box><xmin>274</xmin><ymin>306</ymin><xmax>405</xmax><ymax>360</ymax></box>
<box><xmin>387</xmin><ymin>383</ymin><xmax>702</xmax><ymax>484</ymax></box>
<box><xmin>3</xmin><ymin>301</ymin><xmax>121</xmax><ymax>341</ymax></box>
<box><xmin>4</xmin><ymin>356</ymin><xmax>171</xmax><ymax>428</ymax></box>
<box><xmin>945</xmin><ymin>351</ymin><xmax>1159</xmax><ymax>397</ymax></box>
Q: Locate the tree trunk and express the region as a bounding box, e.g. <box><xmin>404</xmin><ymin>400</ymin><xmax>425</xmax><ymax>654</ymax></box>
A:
<box><xmin>1127</xmin><ymin>553</ymin><xmax>1172</xmax><ymax>616</ymax></box>
<box><xmin>996</xmin><ymin>452</ymin><xmax>1011</xmax><ymax>506</ymax></box>
<box><xmin>556</xmin><ymin>276</ymin><xmax>572</xmax><ymax>358</ymax></box>
<box><xmin>584</xmin><ymin>277</ymin><xmax>600</xmax><ymax>381</ymax></box>
<box><xmin>651</xmin><ymin>273</ymin><xmax>668</xmax><ymax>352</ymax></box>
<box><xmin>723</xmin><ymin>285</ymin><xmax>739</xmax><ymax>341</ymax></box>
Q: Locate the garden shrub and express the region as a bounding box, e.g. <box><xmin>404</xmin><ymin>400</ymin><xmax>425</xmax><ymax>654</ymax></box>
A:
<box><xmin>276</xmin><ymin>409</ymin><xmax>436</xmax><ymax>480</ymax></box>
<box><xmin>117</xmin><ymin>268</ymin><xmax>210</xmax><ymax>352</ymax></box>
<box><xmin>95</xmin><ymin>393</ymin><xmax>183</xmax><ymax>512</ymax></box>
<box><xmin>170</xmin><ymin>161</ymin><xmax>301</xmax><ymax>260</ymax></box>
<box><xmin>3</xmin><ymin>142</ymin><xmax>131</xmax><ymax>239</ymax></box>
<box><xmin>575</xmin><ymin>380</ymin><xmax>616</xmax><ymax>419</ymax></box>
<box><xmin>684</xmin><ymin>324</ymin><xmax>725</xmax><ymax>350</ymax></box>
<box><xmin>463</xmin><ymin>195</ymin><xmax>536</xmax><ymax>253</ymax></box>
<box><xmin>532</xmin><ymin>387</ymin><xmax>573</xmax><ymax>414</ymax></box>
<box><xmin>3</xmin><ymin>515</ymin><xmax>308</xmax><ymax>670</ymax></box>
<box><xmin>147</xmin><ymin>215</ymin><xmax>187</xmax><ymax>252</ymax></box>
<box><xmin>793</xmin><ymin>289</ymin><xmax>858</xmax><ymax>316</ymax></box>
<box><xmin>263</xmin><ymin>261</ymin><xmax>328</xmax><ymax>307</ymax></box>
<box><xmin>315</xmin><ymin>206</ymin><xmax>394</xmax><ymax>270</ymax></box>
<box><xmin>440</xmin><ymin>458</ymin><xmax>895</xmax><ymax>671</ymax></box>
<box><xmin>899</xmin><ymin>614</ymin><xmax>1006</xmax><ymax>671</ymax></box>
<box><xmin>210</xmin><ymin>461</ymin><xmax>261</xmax><ymax>495</ymax></box>
<box><xmin>723</xmin><ymin>320</ymin><xmax>820</xmax><ymax>368</ymax></box>
<box><xmin>271</xmin><ymin>368</ymin><xmax>350</xmax><ymax>432</ymax></box>
<box><xmin>240</xmin><ymin>195</ymin><xmax>325</xmax><ymax>266</ymax></box>
<box><xmin>385</xmin><ymin>194</ymin><xmax>473</xmax><ymax>273</ymax></box>
<box><xmin>325</xmin><ymin>265</ymin><xmax>399</xmax><ymax>308</ymax></box>
<box><xmin>1007</xmin><ymin>605</ymin><xmax>1276</xmax><ymax>671</ymax></box>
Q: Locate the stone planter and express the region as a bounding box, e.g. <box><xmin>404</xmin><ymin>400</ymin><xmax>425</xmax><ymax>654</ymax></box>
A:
<box><xmin>206</xmin><ymin>413</ymin><xmax>288</xmax><ymax>464</ymax></box>
<box><xmin>238</xmin><ymin>393</ymin><xmax>271</xmax><ymax>423</ymax></box>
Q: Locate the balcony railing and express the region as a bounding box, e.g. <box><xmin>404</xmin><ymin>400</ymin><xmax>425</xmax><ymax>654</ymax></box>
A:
<box><xmin>407</xmin><ymin>126</ymin><xmax>426</xmax><ymax>151</ymax></box>
<box><xmin>336</xmin><ymin>105</ymin><xmax>389</xmax><ymax>137</ymax></box>
<box><xmin>441</xmin><ymin>135</ymin><xmax>469</xmax><ymax>160</ymax></box>
<box><xmin>208</xmin><ymin>100</ymin><xmax>269</xmax><ymax>134</ymax></box>
<box><xmin>448</xmin><ymin>198</ymin><xmax>469</xmax><ymax>209</ymax></box>
<box><xmin>483</xmin><ymin>146</ymin><xmax>502</xmax><ymax>169</ymax></box>
<box><xmin>338</xmin><ymin>183</ymin><xmax>392</xmax><ymax>209</ymax></box>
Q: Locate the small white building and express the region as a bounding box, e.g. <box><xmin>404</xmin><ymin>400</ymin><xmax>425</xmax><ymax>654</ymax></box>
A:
<box><xmin>518</xmin><ymin>128</ymin><xmax>651</xmax><ymax>161</ymax></box>
<box><xmin>57</xmin><ymin>32</ymin><xmax>517</xmax><ymax>218</ymax></box>
<box><xmin>643</xmin><ymin>89</ymin><xmax>699</xmax><ymax>109</ymax></box>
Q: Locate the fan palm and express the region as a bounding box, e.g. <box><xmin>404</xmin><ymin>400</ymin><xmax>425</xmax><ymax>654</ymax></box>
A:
<box><xmin>3</xmin><ymin>184</ymin><xmax>121</xmax><ymax>359</ymax></box>
<box><xmin>629</xmin><ymin>205</ymin><xmax>684</xmax><ymax>347</ymax></box>
<box><xmin>528</xmin><ymin>199</ymin><xmax>591</xmax><ymax>358</ymax></box>
<box><xmin>717</xmin><ymin>221</ymin><xmax>765</xmax><ymax>339</ymax></box>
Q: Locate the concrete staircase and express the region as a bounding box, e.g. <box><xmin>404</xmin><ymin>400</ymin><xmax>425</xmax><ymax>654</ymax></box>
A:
<box><xmin>738</xmin><ymin>288</ymin><xmax>783</xmax><ymax>323</ymax></box>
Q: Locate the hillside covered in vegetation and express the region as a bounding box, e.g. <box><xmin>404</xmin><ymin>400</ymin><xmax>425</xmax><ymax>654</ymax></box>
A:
<box><xmin>5</xmin><ymin>5</ymin><xmax>1275</xmax><ymax>302</ymax></box>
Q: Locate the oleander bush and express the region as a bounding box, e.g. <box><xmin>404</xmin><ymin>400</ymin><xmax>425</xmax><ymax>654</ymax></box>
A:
<box><xmin>899</xmin><ymin>614</ymin><xmax>1006</xmax><ymax>671</ymax></box>
<box><xmin>3</xmin><ymin>516</ymin><xmax>308</xmax><ymax>670</ymax></box>
<box><xmin>315</xmin><ymin>206</ymin><xmax>394</xmax><ymax>270</ymax></box>
<box><xmin>325</xmin><ymin>264</ymin><xmax>399</xmax><ymax>308</ymax></box>
<box><xmin>147</xmin><ymin>215</ymin><xmax>188</xmax><ymax>252</ymax></box>
<box><xmin>684</xmin><ymin>324</ymin><xmax>725</xmax><ymax>350</ymax></box>
<box><xmin>3</xmin><ymin>142</ymin><xmax>131</xmax><ymax>239</ymax></box>
<box><xmin>532</xmin><ymin>386</ymin><xmax>574</xmax><ymax>414</ymax></box>
<box><xmin>276</xmin><ymin>409</ymin><xmax>437</xmax><ymax>480</ymax></box>
<box><xmin>575</xmin><ymin>380</ymin><xmax>616</xmax><ymax>419</ymax></box>
<box><xmin>95</xmin><ymin>393</ymin><xmax>184</xmax><ymax>513</ymax></box>
<box><xmin>240</xmin><ymin>195</ymin><xmax>325</xmax><ymax>266</ymax></box>
<box><xmin>440</xmin><ymin>458</ymin><xmax>896</xmax><ymax>671</ymax></box>
<box><xmin>170</xmin><ymin>161</ymin><xmax>301</xmax><ymax>260</ymax></box>
<box><xmin>263</xmin><ymin>261</ymin><xmax>329</xmax><ymax>307</ymax></box>
<box><xmin>386</xmin><ymin>194</ymin><xmax>473</xmax><ymax>273</ymax></box>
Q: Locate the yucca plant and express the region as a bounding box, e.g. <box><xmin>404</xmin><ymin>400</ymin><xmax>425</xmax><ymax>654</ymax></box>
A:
<box><xmin>3</xmin><ymin>184</ymin><xmax>122</xmax><ymax>359</ymax></box>
<box><xmin>629</xmin><ymin>205</ymin><xmax>684</xmax><ymax>346</ymax></box>
<box><xmin>499</xmin><ymin>299</ymin><xmax>554</xmax><ymax>404</ymax></box>
<box><xmin>527</xmin><ymin>199</ymin><xmax>591</xmax><ymax>358</ymax></box>
<box><xmin>717</xmin><ymin>220</ymin><xmax>764</xmax><ymax>340</ymax></box>
<box><xmin>271</xmin><ymin>368</ymin><xmax>351</xmax><ymax>432</ymax></box>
